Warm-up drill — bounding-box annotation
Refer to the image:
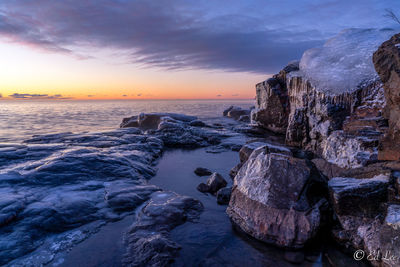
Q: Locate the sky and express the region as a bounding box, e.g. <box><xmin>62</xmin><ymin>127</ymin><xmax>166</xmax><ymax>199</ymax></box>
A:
<box><xmin>0</xmin><ymin>0</ymin><xmax>399</xmax><ymax>100</ymax></box>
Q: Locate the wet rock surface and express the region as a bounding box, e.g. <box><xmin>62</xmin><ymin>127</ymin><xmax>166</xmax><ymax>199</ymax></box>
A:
<box><xmin>0</xmin><ymin>112</ymin><xmax>257</xmax><ymax>266</ymax></box>
<box><xmin>123</xmin><ymin>191</ymin><xmax>203</xmax><ymax>266</ymax></box>
<box><xmin>205</xmin><ymin>173</ymin><xmax>227</xmax><ymax>194</ymax></box>
<box><xmin>0</xmin><ymin>129</ymin><xmax>164</xmax><ymax>265</ymax></box>
<box><xmin>227</xmin><ymin>146</ymin><xmax>328</xmax><ymax>248</ymax></box>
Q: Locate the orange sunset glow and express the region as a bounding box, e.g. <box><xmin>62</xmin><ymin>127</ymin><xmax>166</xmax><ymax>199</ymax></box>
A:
<box><xmin>0</xmin><ymin>42</ymin><xmax>266</xmax><ymax>100</ymax></box>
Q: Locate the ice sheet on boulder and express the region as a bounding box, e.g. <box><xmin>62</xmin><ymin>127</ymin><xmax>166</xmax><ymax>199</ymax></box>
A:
<box><xmin>297</xmin><ymin>28</ymin><xmax>398</xmax><ymax>95</ymax></box>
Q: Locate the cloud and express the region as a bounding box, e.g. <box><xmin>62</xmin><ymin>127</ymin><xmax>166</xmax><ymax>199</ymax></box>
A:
<box><xmin>231</xmin><ymin>94</ymin><xmax>239</xmax><ymax>96</ymax></box>
<box><xmin>0</xmin><ymin>93</ymin><xmax>2</xmax><ymax>98</ymax></box>
<box><xmin>87</xmin><ymin>95</ymin><xmax>94</xmax><ymax>97</ymax></box>
<box><xmin>216</xmin><ymin>94</ymin><xmax>222</xmax><ymax>97</ymax></box>
<box><xmin>137</xmin><ymin>93</ymin><xmax>142</xmax><ymax>96</ymax></box>
<box><xmin>122</xmin><ymin>94</ymin><xmax>127</xmax><ymax>97</ymax></box>
<box><xmin>9</xmin><ymin>93</ymin><xmax>71</xmax><ymax>99</ymax></box>
<box><xmin>0</xmin><ymin>0</ymin><xmax>398</xmax><ymax>73</ymax></box>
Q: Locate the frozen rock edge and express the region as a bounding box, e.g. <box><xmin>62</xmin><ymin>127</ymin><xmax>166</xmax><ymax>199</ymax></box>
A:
<box><xmin>0</xmin><ymin>113</ymin><xmax>254</xmax><ymax>266</ymax></box>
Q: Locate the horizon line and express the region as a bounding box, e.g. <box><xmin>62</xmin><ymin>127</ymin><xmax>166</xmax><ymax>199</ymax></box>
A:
<box><xmin>0</xmin><ymin>97</ymin><xmax>255</xmax><ymax>101</ymax></box>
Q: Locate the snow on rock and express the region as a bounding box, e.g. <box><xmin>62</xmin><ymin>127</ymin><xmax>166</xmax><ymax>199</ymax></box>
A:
<box><xmin>298</xmin><ymin>28</ymin><xmax>397</xmax><ymax>95</ymax></box>
<box><xmin>322</xmin><ymin>131</ymin><xmax>378</xmax><ymax>169</ymax></box>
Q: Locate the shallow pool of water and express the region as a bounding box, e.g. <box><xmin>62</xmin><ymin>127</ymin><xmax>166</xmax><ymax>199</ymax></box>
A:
<box><xmin>53</xmin><ymin>147</ymin><xmax>361</xmax><ymax>267</ymax></box>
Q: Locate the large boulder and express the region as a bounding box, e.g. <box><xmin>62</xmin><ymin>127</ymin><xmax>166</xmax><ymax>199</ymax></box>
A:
<box><xmin>227</xmin><ymin>147</ymin><xmax>327</xmax><ymax>249</ymax></box>
<box><xmin>373</xmin><ymin>33</ymin><xmax>400</xmax><ymax>161</ymax></box>
<box><xmin>238</xmin><ymin>141</ymin><xmax>292</xmax><ymax>164</ymax></box>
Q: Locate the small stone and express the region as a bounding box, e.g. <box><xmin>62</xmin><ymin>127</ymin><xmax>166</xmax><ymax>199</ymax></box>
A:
<box><xmin>197</xmin><ymin>183</ymin><xmax>210</xmax><ymax>193</ymax></box>
<box><xmin>216</xmin><ymin>187</ymin><xmax>231</xmax><ymax>205</ymax></box>
<box><xmin>194</xmin><ymin>167</ymin><xmax>212</xmax><ymax>176</ymax></box>
<box><xmin>206</xmin><ymin>173</ymin><xmax>227</xmax><ymax>194</ymax></box>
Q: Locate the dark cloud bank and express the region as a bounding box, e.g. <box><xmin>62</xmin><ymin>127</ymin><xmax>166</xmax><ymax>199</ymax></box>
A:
<box><xmin>9</xmin><ymin>93</ymin><xmax>70</xmax><ymax>99</ymax></box>
<box><xmin>0</xmin><ymin>0</ymin><xmax>398</xmax><ymax>74</ymax></box>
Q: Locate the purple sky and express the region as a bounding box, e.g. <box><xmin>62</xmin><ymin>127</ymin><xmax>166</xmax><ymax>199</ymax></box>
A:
<box><xmin>0</xmin><ymin>0</ymin><xmax>399</xmax><ymax>99</ymax></box>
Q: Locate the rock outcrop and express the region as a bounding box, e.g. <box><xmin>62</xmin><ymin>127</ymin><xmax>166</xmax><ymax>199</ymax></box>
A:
<box><xmin>227</xmin><ymin>146</ymin><xmax>327</xmax><ymax>248</ymax></box>
<box><xmin>373</xmin><ymin>33</ymin><xmax>400</xmax><ymax>161</ymax></box>
<box><xmin>252</xmin><ymin>28</ymin><xmax>396</xmax><ymax>169</ymax></box>
<box><xmin>251</xmin><ymin>61</ymin><xmax>298</xmax><ymax>133</ymax></box>
<box><xmin>230</xmin><ymin>29</ymin><xmax>400</xmax><ymax>264</ymax></box>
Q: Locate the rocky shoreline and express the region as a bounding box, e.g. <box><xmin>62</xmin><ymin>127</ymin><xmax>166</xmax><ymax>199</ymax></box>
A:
<box><xmin>222</xmin><ymin>28</ymin><xmax>400</xmax><ymax>267</ymax></box>
<box><xmin>1</xmin><ymin>27</ymin><xmax>400</xmax><ymax>267</ymax></box>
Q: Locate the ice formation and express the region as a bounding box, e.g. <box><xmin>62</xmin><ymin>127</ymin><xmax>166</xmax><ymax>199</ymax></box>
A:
<box><xmin>298</xmin><ymin>28</ymin><xmax>398</xmax><ymax>94</ymax></box>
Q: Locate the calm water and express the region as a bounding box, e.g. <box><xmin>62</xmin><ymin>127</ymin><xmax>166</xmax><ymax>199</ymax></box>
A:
<box><xmin>0</xmin><ymin>99</ymin><xmax>253</xmax><ymax>142</ymax></box>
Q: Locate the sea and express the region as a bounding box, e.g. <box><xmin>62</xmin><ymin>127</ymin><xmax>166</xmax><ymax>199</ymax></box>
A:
<box><xmin>0</xmin><ymin>99</ymin><xmax>254</xmax><ymax>142</ymax></box>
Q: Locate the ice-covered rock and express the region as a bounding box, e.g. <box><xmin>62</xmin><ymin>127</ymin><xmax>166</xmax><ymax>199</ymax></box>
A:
<box><xmin>0</xmin><ymin>112</ymin><xmax>256</xmax><ymax>265</ymax></box>
<box><xmin>322</xmin><ymin>131</ymin><xmax>379</xmax><ymax>169</ymax></box>
<box><xmin>0</xmin><ymin>129</ymin><xmax>164</xmax><ymax>265</ymax></box>
<box><xmin>298</xmin><ymin>28</ymin><xmax>396</xmax><ymax>95</ymax></box>
<box><xmin>252</xmin><ymin>28</ymin><xmax>398</xmax><ymax>169</ymax></box>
